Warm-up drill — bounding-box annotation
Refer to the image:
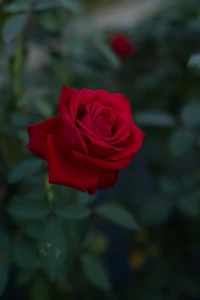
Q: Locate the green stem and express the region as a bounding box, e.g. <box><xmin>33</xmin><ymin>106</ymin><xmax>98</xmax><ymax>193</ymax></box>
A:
<box><xmin>45</xmin><ymin>176</ymin><xmax>54</xmax><ymax>208</ymax></box>
<box><xmin>13</xmin><ymin>33</ymin><xmax>23</xmax><ymax>100</ymax></box>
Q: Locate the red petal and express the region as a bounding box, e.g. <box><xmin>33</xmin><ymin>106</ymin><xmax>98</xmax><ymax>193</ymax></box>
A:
<box><xmin>97</xmin><ymin>168</ymin><xmax>119</xmax><ymax>189</ymax></box>
<box><xmin>27</xmin><ymin>116</ymin><xmax>64</xmax><ymax>160</ymax></box>
<box><xmin>47</xmin><ymin>135</ymin><xmax>98</xmax><ymax>192</ymax></box>
<box><xmin>58</xmin><ymin>85</ymin><xmax>78</xmax><ymax>121</ymax></box>
<box><xmin>73</xmin><ymin>123</ymin><xmax>145</xmax><ymax>170</ymax></box>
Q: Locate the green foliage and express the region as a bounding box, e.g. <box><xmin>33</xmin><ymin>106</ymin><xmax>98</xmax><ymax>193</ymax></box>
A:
<box><xmin>169</xmin><ymin>129</ymin><xmax>195</xmax><ymax>156</ymax></box>
<box><xmin>180</xmin><ymin>101</ymin><xmax>200</xmax><ymax>128</ymax></box>
<box><xmin>0</xmin><ymin>260</ymin><xmax>9</xmax><ymax>297</ymax></box>
<box><xmin>96</xmin><ymin>203</ymin><xmax>140</xmax><ymax>230</ymax></box>
<box><xmin>13</xmin><ymin>241</ymin><xmax>41</xmax><ymax>270</ymax></box>
<box><xmin>135</xmin><ymin>111</ymin><xmax>176</xmax><ymax>127</ymax></box>
<box><xmin>8</xmin><ymin>193</ymin><xmax>49</xmax><ymax>220</ymax></box>
<box><xmin>188</xmin><ymin>53</ymin><xmax>200</xmax><ymax>70</ymax></box>
<box><xmin>8</xmin><ymin>159</ymin><xmax>46</xmax><ymax>183</ymax></box>
<box><xmin>54</xmin><ymin>202</ymin><xmax>91</xmax><ymax>220</ymax></box>
<box><xmin>82</xmin><ymin>254</ymin><xmax>111</xmax><ymax>291</ymax></box>
<box><xmin>39</xmin><ymin>218</ymin><xmax>67</xmax><ymax>281</ymax></box>
<box><xmin>2</xmin><ymin>14</ymin><xmax>29</xmax><ymax>43</ymax></box>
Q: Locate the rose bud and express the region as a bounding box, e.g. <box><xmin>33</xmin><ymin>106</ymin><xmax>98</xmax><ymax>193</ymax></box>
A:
<box><xmin>110</xmin><ymin>33</ymin><xmax>135</xmax><ymax>60</ymax></box>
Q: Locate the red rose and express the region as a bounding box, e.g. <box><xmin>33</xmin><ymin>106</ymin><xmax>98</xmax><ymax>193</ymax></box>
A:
<box><xmin>27</xmin><ymin>87</ymin><xmax>145</xmax><ymax>194</ymax></box>
<box><xmin>110</xmin><ymin>33</ymin><xmax>135</xmax><ymax>60</ymax></box>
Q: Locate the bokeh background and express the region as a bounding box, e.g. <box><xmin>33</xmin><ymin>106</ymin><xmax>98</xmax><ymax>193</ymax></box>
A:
<box><xmin>0</xmin><ymin>0</ymin><xmax>200</xmax><ymax>299</ymax></box>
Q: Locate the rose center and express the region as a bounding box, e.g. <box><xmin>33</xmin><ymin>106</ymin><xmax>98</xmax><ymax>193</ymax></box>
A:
<box><xmin>93</xmin><ymin>108</ymin><xmax>115</xmax><ymax>138</ymax></box>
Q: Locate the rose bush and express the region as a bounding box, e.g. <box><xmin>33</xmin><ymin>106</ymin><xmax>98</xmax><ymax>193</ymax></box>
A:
<box><xmin>110</xmin><ymin>33</ymin><xmax>135</xmax><ymax>59</ymax></box>
<box><xmin>27</xmin><ymin>86</ymin><xmax>145</xmax><ymax>194</ymax></box>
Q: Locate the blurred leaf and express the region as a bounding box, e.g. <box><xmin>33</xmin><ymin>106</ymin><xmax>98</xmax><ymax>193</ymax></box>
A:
<box><xmin>95</xmin><ymin>40</ymin><xmax>121</xmax><ymax>70</ymax></box>
<box><xmin>8</xmin><ymin>159</ymin><xmax>45</xmax><ymax>183</ymax></box>
<box><xmin>140</xmin><ymin>197</ymin><xmax>173</xmax><ymax>226</ymax></box>
<box><xmin>135</xmin><ymin>111</ymin><xmax>176</xmax><ymax>127</ymax></box>
<box><xmin>188</xmin><ymin>53</ymin><xmax>200</xmax><ymax>70</ymax></box>
<box><xmin>39</xmin><ymin>218</ymin><xmax>67</xmax><ymax>281</ymax></box>
<box><xmin>181</xmin><ymin>101</ymin><xmax>200</xmax><ymax>127</ymax></box>
<box><xmin>169</xmin><ymin>129</ymin><xmax>195</xmax><ymax>156</ymax></box>
<box><xmin>35</xmin><ymin>98</ymin><xmax>52</xmax><ymax>118</ymax></box>
<box><xmin>0</xmin><ymin>229</ymin><xmax>10</xmax><ymax>254</ymax></box>
<box><xmin>178</xmin><ymin>191</ymin><xmax>200</xmax><ymax>217</ymax></box>
<box><xmin>13</xmin><ymin>241</ymin><xmax>41</xmax><ymax>270</ymax></box>
<box><xmin>2</xmin><ymin>14</ymin><xmax>29</xmax><ymax>43</ymax></box>
<box><xmin>82</xmin><ymin>254</ymin><xmax>111</xmax><ymax>291</ymax></box>
<box><xmin>60</xmin><ymin>0</ymin><xmax>82</xmax><ymax>13</ymax></box>
<box><xmin>34</xmin><ymin>1</ymin><xmax>59</xmax><ymax>10</ymax></box>
<box><xmin>37</xmin><ymin>12</ymin><xmax>61</xmax><ymax>32</ymax></box>
<box><xmin>56</xmin><ymin>249</ymin><xmax>74</xmax><ymax>283</ymax></box>
<box><xmin>3</xmin><ymin>1</ymin><xmax>31</xmax><ymax>13</ymax></box>
<box><xmin>160</xmin><ymin>178</ymin><xmax>179</xmax><ymax>195</ymax></box>
<box><xmin>77</xmin><ymin>191</ymin><xmax>94</xmax><ymax>205</ymax></box>
<box><xmin>17</xmin><ymin>270</ymin><xmax>33</xmax><ymax>286</ymax></box>
<box><xmin>96</xmin><ymin>203</ymin><xmax>140</xmax><ymax>230</ymax></box>
<box><xmin>18</xmin><ymin>130</ymin><xmax>29</xmax><ymax>145</ymax></box>
<box><xmin>8</xmin><ymin>194</ymin><xmax>49</xmax><ymax>220</ymax></box>
<box><xmin>23</xmin><ymin>221</ymin><xmax>45</xmax><ymax>238</ymax></box>
<box><xmin>30</xmin><ymin>278</ymin><xmax>51</xmax><ymax>300</ymax></box>
<box><xmin>54</xmin><ymin>202</ymin><xmax>91</xmax><ymax>220</ymax></box>
<box><xmin>34</xmin><ymin>0</ymin><xmax>81</xmax><ymax>13</ymax></box>
<box><xmin>88</xmin><ymin>232</ymin><xmax>110</xmax><ymax>255</ymax></box>
<box><xmin>0</xmin><ymin>260</ymin><xmax>9</xmax><ymax>297</ymax></box>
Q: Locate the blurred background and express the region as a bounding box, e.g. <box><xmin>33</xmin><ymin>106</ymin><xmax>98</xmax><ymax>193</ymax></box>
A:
<box><xmin>0</xmin><ymin>0</ymin><xmax>200</xmax><ymax>299</ymax></box>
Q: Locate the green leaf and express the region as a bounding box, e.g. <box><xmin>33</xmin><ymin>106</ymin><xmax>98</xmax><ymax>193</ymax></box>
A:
<box><xmin>140</xmin><ymin>197</ymin><xmax>173</xmax><ymax>226</ymax></box>
<box><xmin>188</xmin><ymin>53</ymin><xmax>200</xmax><ymax>70</ymax></box>
<box><xmin>82</xmin><ymin>254</ymin><xmax>111</xmax><ymax>291</ymax></box>
<box><xmin>17</xmin><ymin>270</ymin><xmax>33</xmax><ymax>286</ymax></box>
<box><xmin>169</xmin><ymin>129</ymin><xmax>195</xmax><ymax>156</ymax></box>
<box><xmin>23</xmin><ymin>221</ymin><xmax>45</xmax><ymax>238</ymax></box>
<box><xmin>30</xmin><ymin>278</ymin><xmax>51</xmax><ymax>300</ymax></box>
<box><xmin>8</xmin><ymin>194</ymin><xmax>49</xmax><ymax>220</ymax></box>
<box><xmin>13</xmin><ymin>241</ymin><xmax>41</xmax><ymax>270</ymax></box>
<box><xmin>0</xmin><ymin>229</ymin><xmax>10</xmax><ymax>254</ymax></box>
<box><xmin>8</xmin><ymin>159</ymin><xmax>45</xmax><ymax>183</ymax></box>
<box><xmin>34</xmin><ymin>1</ymin><xmax>59</xmax><ymax>10</ymax></box>
<box><xmin>0</xmin><ymin>260</ymin><xmax>9</xmax><ymax>297</ymax></box>
<box><xmin>54</xmin><ymin>202</ymin><xmax>91</xmax><ymax>220</ymax></box>
<box><xmin>34</xmin><ymin>0</ymin><xmax>81</xmax><ymax>12</ymax></box>
<box><xmin>3</xmin><ymin>1</ymin><xmax>31</xmax><ymax>13</ymax></box>
<box><xmin>39</xmin><ymin>218</ymin><xmax>67</xmax><ymax>281</ymax></box>
<box><xmin>2</xmin><ymin>14</ymin><xmax>29</xmax><ymax>43</ymax></box>
<box><xmin>60</xmin><ymin>0</ymin><xmax>82</xmax><ymax>13</ymax></box>
<box><xmin>35</xmin><ymin>98</ymin><xmax>52</xmax><ymax>118</ymax></box>
<box><xmin>95</xmin><ymin>40</ymin><xmax>121</xmax><ymax>70</ymax></box>
<box><xmin>96</xmin><ymin>203</ymin><xmax>140</xmax><ymax>230</ymax></box>
<box><xmin>135</xmin><ymin>111</ymin><xmax>176</xmax><ymax>127</ymax></box>
<box><xmin>181</xmin><ymin>101</ymin><xmax>200</xmax><ymax>127</ymax></box>
<box><xmin>77</xmin><ymin>191</ymin><xmax>95</xmax><ymax>205</ymax></box>
<box><xmin>178</xmin><ymin>191</ymin><xmax>200</xmax><ymax>217</ymax></box>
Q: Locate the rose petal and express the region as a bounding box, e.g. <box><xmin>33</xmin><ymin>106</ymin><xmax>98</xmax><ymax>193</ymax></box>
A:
<box><xmin>97</xmin><ymin>168</ymin><xmax>119</xmax><ymax>189</ymax></box>
<box><xmin>27</xmin><ymin>116</ymin><xmax>64</xmax><ymax>160</ymax></box>
<box><xmin>58</xmin><ymin>85</ymin><xmax>78</xmax><ymax>121</ymax></box>
<box><xmin>76</xmin><ymin>120</ymin><xmax>124</xmax><ymax>157</ymax></box>
<box><xmin>73</xmin><ymin>150</ymin><xmax>130</xmax><ymax>170</ymax></box>
<box><xmin>73</xmin><ymin>123</ymin><xmax>145</xmax><ymax>170</ymax></box>
<box><xmin>85</xmin><ymin>90</ymin><xmax>132</xmax><ymax>120</ymax></box>
<box><xmin>47</xmin><ymin>135</ymin><xmax>98</xmax><ymax>192</ymax></box>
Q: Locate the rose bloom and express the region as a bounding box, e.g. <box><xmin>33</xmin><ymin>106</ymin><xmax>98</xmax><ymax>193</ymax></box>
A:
<box><xmin>27</xmin><ymin>87</ymin><xmax>145</xmax><ymax>194</ymax></box>
<box><xmin>110</xmin><ymin>33</ymin><xmax>135</xmax><ymax>60</ymax></box>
